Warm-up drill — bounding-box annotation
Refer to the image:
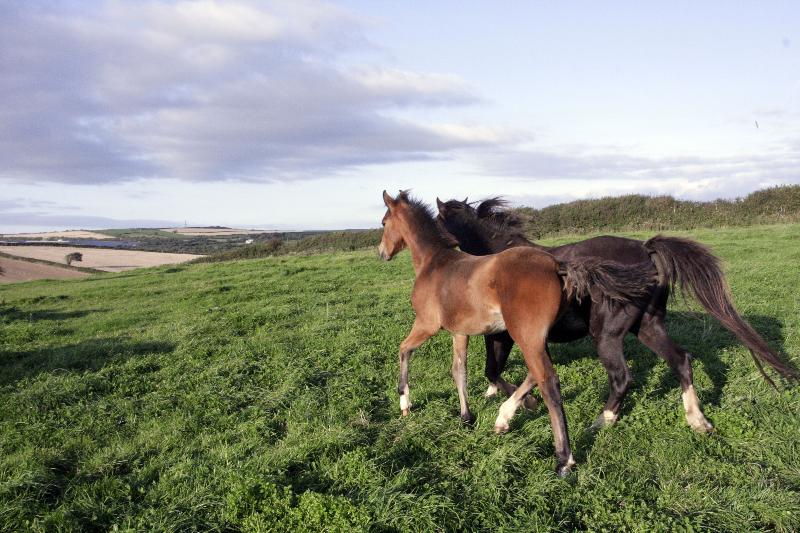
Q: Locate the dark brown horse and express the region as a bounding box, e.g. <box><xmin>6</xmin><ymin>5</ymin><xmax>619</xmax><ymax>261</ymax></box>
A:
<box><xmin>379</xmin><ymin>191</ymin><xmax>653</xmax><ymax>476</ymax></box>
<box><xmin>437</xmin><ymin>197</ymin><xmax>798</xmax><ymax>432</ymax></box>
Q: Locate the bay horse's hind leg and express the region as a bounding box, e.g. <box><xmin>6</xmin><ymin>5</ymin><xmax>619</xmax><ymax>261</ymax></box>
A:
<box><xmin>493</xmin><ymin>373</ymin><xmax>536</xmax><ymax>434</ymax></box>
<box><xmin>638</xmin><ymin>312</ymin><xmax>713</xmax><ymax>433</ymax></box>
<box><xmin>484</xmin><ymin>332</ymin><xmax>537</xmax><ymax>410</ymax></box>
<box><xmin>497</xmin><ymin>332</ymin><xmax>575</xmax><ymax>476</ymax></box>
<box><xmin>398</xmin><ymin>321</ymin><xmax>436</xmax><ymax>417</ymax></box>
<box><xmin>452</xmin><ymin>334</ymin><xmax>475</xmax><ymax>424</ymax></box>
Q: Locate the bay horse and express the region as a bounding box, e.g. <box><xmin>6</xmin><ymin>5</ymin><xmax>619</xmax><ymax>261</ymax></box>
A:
<box><xmin>379</xmin><ymin>190</ymin><xmax>653</xmax><ymax>476</ymax></box>
<box><xmin>436</xmin><ymin>197</ymin><xmax>798</xmax><ymax>432</ymax></box>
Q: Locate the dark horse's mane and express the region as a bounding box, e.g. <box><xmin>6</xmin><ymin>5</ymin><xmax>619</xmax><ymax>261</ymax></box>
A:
<box><xmin>397</xmin><ymin>191</ymin><xmax>459</xmax><ymax>248</ymax></box>
<box><xmin>472</xmin><ymin>198</ymin><xmax>528</xmax><ymax>238</ymax></box>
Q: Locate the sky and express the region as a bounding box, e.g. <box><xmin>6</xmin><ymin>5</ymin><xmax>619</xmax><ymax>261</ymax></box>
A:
<box><xmin>1</xmin><ymin>1</ymin><xmax>799</xmax><ymax>232</ymax></box>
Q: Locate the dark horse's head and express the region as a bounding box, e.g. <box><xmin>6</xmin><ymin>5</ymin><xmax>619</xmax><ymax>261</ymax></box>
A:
<box><xmin>436</xmin><ymin>197</ymin><xmax>527</xmax><ymax>255</ymax></box>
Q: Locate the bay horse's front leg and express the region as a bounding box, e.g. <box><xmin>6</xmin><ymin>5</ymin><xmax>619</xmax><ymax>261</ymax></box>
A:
<box><xmin>398</xmin><ymin>321</ymin><xmax>435</xmax><ymax>416</ymax></box>
<box><xmin>452</xmin><ymin>334</ymin><xmax>474</xmax><ymax>424</ymax></box>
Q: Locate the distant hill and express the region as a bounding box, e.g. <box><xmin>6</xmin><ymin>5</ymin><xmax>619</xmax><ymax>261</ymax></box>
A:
<box><xmin>196</xmin><ymin>185</ymin><xmax>800</xmax><ymax>263</ymax></box>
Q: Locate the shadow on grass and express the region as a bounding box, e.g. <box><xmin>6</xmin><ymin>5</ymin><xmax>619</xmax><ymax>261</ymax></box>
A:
<box><xmin>0</xmin><ymin>337</ymin><xmax>176</xmax><ymax>387</ymax></box>
<box><xmin>0</xmin><ymin>306</ymin><xmax>108</xmax><ymax>323</ymax></box>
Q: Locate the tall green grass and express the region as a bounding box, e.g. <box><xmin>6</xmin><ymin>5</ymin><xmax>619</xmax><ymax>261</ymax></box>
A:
<box><xmin>1</xmin><ymin>224</ymin><xmax>799</xmax><ymax>531</ymax></box>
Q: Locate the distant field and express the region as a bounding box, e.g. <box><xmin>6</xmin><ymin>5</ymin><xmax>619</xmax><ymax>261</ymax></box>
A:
<box><xmin>1</xmin><ymin>224</ymin><xmax>799</xmax><ymax>531</ymax></box>
<box><xmin>0</xmin><ymin>256</ymin><xmax>90</xmax><ymax>284</ymax></box>
<box><xmin>0</xmin><ymin>246</ymin><xmax>200</xmax><ymax>273</ymax></box>
<box><xmin>98</xmin><ymin>228</ymin><xmax>188</xmax><ymax>239</ymax></box>
<box><xmin>0</xmin><ymin>230</ymin><xmax>114</xmax><ymax>240</ymax></box>
<box><xmin>160</xmin><ymin>227</ymin><xmax>270</xmax><ymax>236</ymax></box>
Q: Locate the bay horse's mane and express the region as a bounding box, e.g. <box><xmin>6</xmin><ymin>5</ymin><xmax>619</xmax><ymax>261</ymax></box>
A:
<box><xmin>397</xmin><ymin>191</ymin><xmax>459</xmax><ymax>248</ymax></box>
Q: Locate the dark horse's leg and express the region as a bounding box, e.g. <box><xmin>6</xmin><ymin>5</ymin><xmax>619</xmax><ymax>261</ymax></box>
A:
<box><xmin>484</xmin><ymin>332</ymin><xmax>537</xmax><ymax>409</ymax></box>
<box><xmin>589</xmin><ymin>300</ymin><xmax>639</xmax><ymax>429</ymax></box>
<box><xmin>637</xmin><ymin>305</ymin><xmax>713</xmax><ymax>432</ymax></box>
<box><xmin>483</xmin><ymin>332</ymin><xmax>513</xmax><ymax>396</ymax></box>
<box><xmin>592</xmin><ymin>334</ymin><xmax>632</xmax><ymax>428</ymax></box>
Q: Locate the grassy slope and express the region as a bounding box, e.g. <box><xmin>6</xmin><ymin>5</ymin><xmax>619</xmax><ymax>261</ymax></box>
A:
<box><xmin>1</xmin><ymin>225</ymin><xmax>799</xmax><ymax>531</ymax></box>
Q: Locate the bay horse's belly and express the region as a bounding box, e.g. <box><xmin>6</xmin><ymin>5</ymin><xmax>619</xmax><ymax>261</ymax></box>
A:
<box><xmin>432</xmin><ymin>257</ymin><xmax>510</xmax><ymax>335</ymax></box>
<box><xmin>431</xmin><ymin>250</ymin><xmax>557</xmax><ymax>337</ymax></box>
<box><xmin>441</xmin><ymin>300</ymin><xmax>507</xmax><ymax>336</ymax></box>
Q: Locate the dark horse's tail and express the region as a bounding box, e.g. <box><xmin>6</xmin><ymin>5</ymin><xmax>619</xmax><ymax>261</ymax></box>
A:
<box><xmin>559</xmin><ymin>258</ymin><xmax>655</xmax><ymax>307</ymax></box>
<box><xmin>644</xmin><ymin>235</ymin><xmax>798</xmax><ymax>387</ymax></box>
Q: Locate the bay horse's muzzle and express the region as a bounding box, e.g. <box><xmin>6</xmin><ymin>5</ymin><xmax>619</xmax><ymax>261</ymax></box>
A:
<box><xmin>378</xmin><ymin>244</ymin><xmax>392</xmax><ymax>261</ymax></box>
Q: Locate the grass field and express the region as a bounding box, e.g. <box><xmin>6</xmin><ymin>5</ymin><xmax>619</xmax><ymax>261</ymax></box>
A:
<box><xmin>1</xmin><ymin>224</ymin><xmax>799</xmax><ymax>531</ymax></box>
<box><xmin>0</xmin><ymin>246</ymin><xmax>200</xmax><ymax>273</ymax></box>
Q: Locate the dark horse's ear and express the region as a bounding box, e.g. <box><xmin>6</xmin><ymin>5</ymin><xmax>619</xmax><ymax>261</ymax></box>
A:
<box><xmin>383</xmin><ymin>190</ymin><xmax>396</xmax><ymax>209</ymax></box>
<box><xmin>463</xmin><ymin>197</ymin><xmax>468</xmax><ymax>204</ymax></box>
<box><xmin>436</xmin><ymin>197</ymin><xmax>446</xmax><ymax>214</ymax></box>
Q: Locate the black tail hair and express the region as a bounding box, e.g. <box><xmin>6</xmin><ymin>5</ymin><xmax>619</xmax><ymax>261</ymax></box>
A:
<box><xmin>560</xmin><ymin>258</ymin><xmax>655</xmax><ymax>307</ymax></box>
<box><xmin>645</xmin><ymin>235</ymin><xmax>798</xmax><ymax>387</ymax></box>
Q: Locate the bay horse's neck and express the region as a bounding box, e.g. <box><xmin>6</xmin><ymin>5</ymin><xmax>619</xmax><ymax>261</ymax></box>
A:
<box><xmin>404</xmin><ymin>228</ymin><xmax>447</xmax><ymax>274</ymax></box>
<box><xmin>399</xmin><ymin>214</ymin><xmax>452</xmax><ymax>275</ymax></box>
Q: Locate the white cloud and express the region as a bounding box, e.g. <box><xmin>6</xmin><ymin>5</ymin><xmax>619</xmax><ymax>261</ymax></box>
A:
<box><xmin>0</xmin><ymin>1</ymin><xmax>497</xmax><ymax>184</ymax></box>
<box><xmin>475</xmin><ymin>144</ymin><xmax>800</xmax><ymax>191</ymax></box>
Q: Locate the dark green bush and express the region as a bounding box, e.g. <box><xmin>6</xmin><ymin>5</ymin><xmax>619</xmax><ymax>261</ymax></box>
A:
<box><xmin>517</xmin><ymin>185</ymin><xmax>800</xmax><ymax>238</ymax></box>
<box><xmin>192</xmin><ymin>239</ymin><xmax>284</xmax><ymax>263</ymax></box>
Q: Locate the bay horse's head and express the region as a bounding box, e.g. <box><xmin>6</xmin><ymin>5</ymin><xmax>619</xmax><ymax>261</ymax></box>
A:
<box><xmin>379</xmin><ymin>190</ymin><xmax>408</xmax><ymax>261</ymax></box>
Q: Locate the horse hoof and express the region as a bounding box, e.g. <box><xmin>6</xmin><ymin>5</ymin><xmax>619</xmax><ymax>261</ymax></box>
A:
<box><xmin>590</xmin><ymin>410</ymin><xmax>618</xmax><ymax>430</ymax></box>
<box><xmin>493</xmin><ymin>423</ymin><xmax>509</xmax><ymax>434</ymax></box>
<box><xmin>461</xmin><ymin>412</ymin><xmax>476</xmax><ymax>425</ymax></box>
<box><xmin>556</xmin><ymin>464</ymin><xmax>574</xmax><ymax>478</ymax></box>
<box><xmin>522</xmin><ymin>395</ymin><xmax>538</xmax><ymax>411</ymax></box>
<box><xmin>401</xmin><ymin>408</ymin><xmax>410</xmax><ymax>417</ymax></box>
<box><xmin>686</xmin><ymin>412</ymin><xmax>713</xmax><ymax>433</ymax></box>
<box><xmin>689</xmin><ymin>419</ymin><xmax>714</xmax><ymax>433</ymax></box>
<box><xmin>556</xmin><ymin>455</ymin><xmax>576</xmax><ymax>477</ymax></box>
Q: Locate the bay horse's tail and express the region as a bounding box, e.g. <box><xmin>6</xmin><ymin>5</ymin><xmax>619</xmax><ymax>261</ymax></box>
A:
<box><xmin>644</xmin><ymin>235</ymin><xmax>798</xmax><ymax>387</ymax></box>
<box><xmin>559</xmin><ymin>258</ymin><xmax>654</xmax><ymax>307</ymax></box>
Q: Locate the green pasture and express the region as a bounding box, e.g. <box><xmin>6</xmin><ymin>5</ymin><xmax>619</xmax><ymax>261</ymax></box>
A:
<box><xmin>1</xmin><ymin>224</ymin><xmax>799</xmax><ymax>531</ymax></box>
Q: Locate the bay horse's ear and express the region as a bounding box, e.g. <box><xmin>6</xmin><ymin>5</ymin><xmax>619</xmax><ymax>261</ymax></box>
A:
<box><xmin>383</xmin><ymin>190</ymin><xmax>396</xmax><ymax>209</ymax></box>
<box><xmin>436</xmin><ymin>197</ymin><xmax>446</xmax><ymax>214</ymax></box>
